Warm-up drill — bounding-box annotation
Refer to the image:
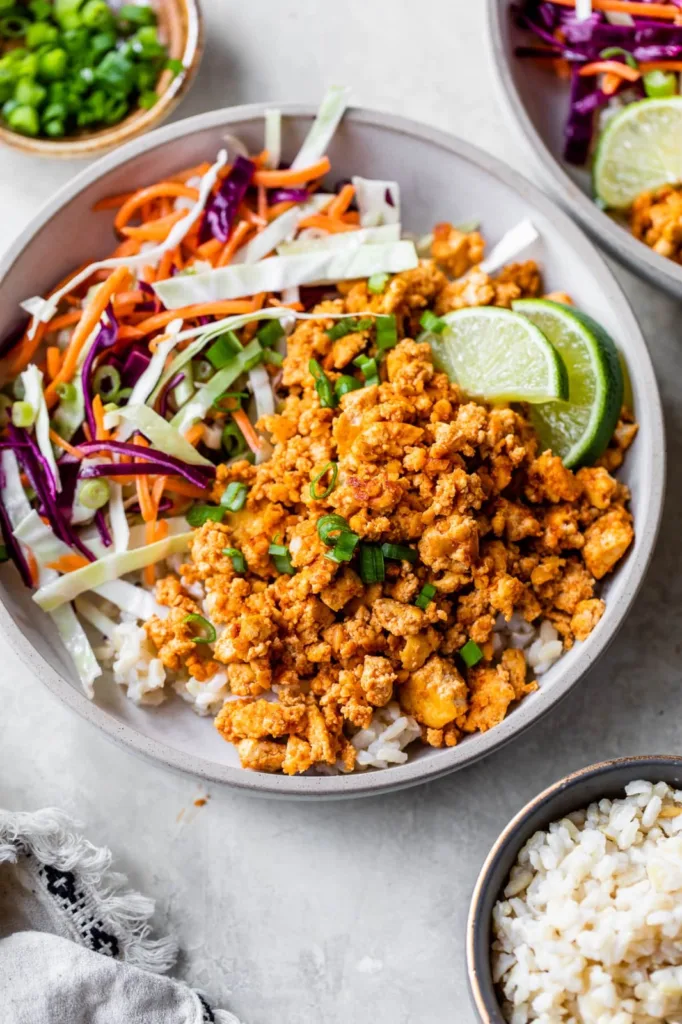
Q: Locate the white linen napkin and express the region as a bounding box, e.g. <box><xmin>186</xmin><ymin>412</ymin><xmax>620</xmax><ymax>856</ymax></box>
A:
<box><xmin>0</xmin><ymin>808</ymin><xmax>241</xmax><ymax>1024</ymax></box>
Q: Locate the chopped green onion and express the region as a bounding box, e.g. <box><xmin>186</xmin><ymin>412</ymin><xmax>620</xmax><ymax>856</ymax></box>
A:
<box><xmin>12</xmin><ymin>378</ymin><xmax>25</xmax><ymax>401</ymax></box>
<box><xmin>186</xmin><ymin>504</ymin><xmax>225</xmax><ymax>527</ymax></box>
<box><xmin>0</xmin><ymin>544</ymin><xmax>8</xmax><ymax>562</ymax></box>
<box><xmin>192</xmin><ymin>358</ymin><xmax>214</xmax><ymax>382</ymax></box>
<box><xmin>335</xmin><ymin>374</ymin><xmax>363</xmax><ymax>399</ymax></box>
<box><xmin>118</xmin><ymin>3</ymin><xmax>157</xmax><ymax>25</ymax></box>
<box><xmin>56</xmin><ymin>381</ymin><xmax>77</xmax><ymax>402</ymax></box>
<box><xmin>327</xmin><ymin>317</ymin><xmax>374</xmax><ymax>341</ymax></box>
<box><xmin>460</xmin><ymin>639</ymin><xmax>484</xmax><ymax>668</ymax></box>
<box><xmin>415</xmin><ymin>583</ymin><xmax>436</xmax><ymax>610</ymax></box>
<box><xmin>166</xmin><ymin>58</ymin><xmax>185</xmax><ymax>76</ymax></box>
<box><xmin>310</xmin><ymin>462</ymin><xmax>338</xmax><ymax>500</ymax></box>
<box><xmin>116</xmin><ymin>387</ymin><xmax>133</xmax><ymax>402</ymax></box>
<box><xmin>93</xmin><ymin>364</ymin><xmax>121</xmax><ymax>400</ymax></box>
<box><xmin>221</xmin><ymin>422</ymin><xmax>247</xmax><ymax>458</ymax></box>
<box><xmin>420</xmin><ymin>310</ymin><xmax>447</xmax><ymax>334</ymax></box>
<box><xmin>381</xmin><ymin>543</ymin><xmax>418</xmax><ymax>563</ymax></box>
<box><xmin>353</xmin><ymin>355</ymin><xmax>379</xmax><ymax>387</ymax></box>
<box><xmin>221</xmin><ymin>481</ymin><xmax>248</xmax><ymax>512</ymax></box>
<box><xmin>139</xmin><ymin>90</ymin><xmax>158</xmax><ymax>110</ymax></box>
<box><xmin>643</xmin><ymin>69</ymin><xmax>677</xmax><ymax>99</ymax></box>
<box><xmin>599</xmin><ymin>46</ymin><xmax>638</xmax><ymax>69</ymax></box>
<box><xmin>222</xmin><ymin>547</ymin><xmax>246</xmax><ymax>573</ymax></box>
<box><xmin>12</xmin><ymin>400</ymin><xmax>35</xmax><ymax>428</ymax></box>
<box><xmin>0</xmin><ymin>15</ymin><xmax>30</xmax><ymax>39</ymax></box>
<box><xmin>359</xmin><ymin>544</ymin><xmax>385</xmax><ymax>583</ymax></box>
<box><xmin>262</xmin><ymin>347</ymin><xmax>284</xmax><ymax>367</ymax></box>
<box><xmin>257</xmin><ymin>319</ymin><xmax>285</xmax><ymax>347</ymax></box>
<box><xmin>367</xmin><ymin>272</ymin><xmax>389</xmax><ymax>294</ymax></box>
<box><xmin>7</xmin><ymin>104</ymin><xmax>39</xmax><ymax>136</ymax></box>
<box><xmin>375</xmin><ymin>315</ymin><xmax>398</xmax><ymax>353</ymax></box>
<box><xmin>183</xmin><ymin>613</ymin><xmax>216</xmax><ymax>645</ymax></box>
<box><xmin>268</xmin><ymin>541</ymin><xmax>296</xmax><ymax>575</ymax></box>
<box><xmin>325</xmin><ymin>531</ymin><xmax>360</xmax><ymax>564</ymax></box>
<box><xmin>78</xmin><ymin>478</ymin><xmax>110</xmax><ymax>511</ymax></box>
<box><xmin>26</xmin><ymin>22</ymin><xmax>59</xmax><ymax>49</ymax></box>
<box><xmin>206</xmin><ymin>331</ymin><xmax>242</xmax><ymax>369</ymax></box>
<box><xmin>81</xmin><ymin>0</ymin><xmax>114</xmax><ymax>29</ymax></box>
<box><xmin>309</xmin><ymin>359</ymin><xmax>337</xmax><ymax>409</ymax></box>
<box><xmin>317</xmin><ymin>513</ymin><xmax>349</xmax><ymax>546</ymax></box>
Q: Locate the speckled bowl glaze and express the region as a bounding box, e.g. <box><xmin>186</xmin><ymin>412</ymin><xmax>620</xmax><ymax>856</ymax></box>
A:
<box><xmin>0</xmin><ymin>0</ymin><xmax>203</xmax><ymax>159</ymax></box>
<box><xmin>486</xmin><ymin>0</ymin><xmax>682</xmax><ymax>300</ymax></box>
<box><xmin>467</xmin><ymin>755</ymin><xmax>682</xmax><ymax>1021</ymax></box>
<box><xmin>0</xmin><ymin>105</ymin><xmax>666</xmax><ymax>797</ymax></box>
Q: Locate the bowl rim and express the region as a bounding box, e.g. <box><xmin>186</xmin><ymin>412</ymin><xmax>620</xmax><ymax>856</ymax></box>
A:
<box><xmin>485</xmin><ymin>0</ymin><xmax>682</xmax><ymax>298</ymax></box>
<box><xmin>0</xmin><ymin>0</ymin><xmax>203</xmax><ymax>159</ymax></box>
<box><xmin>0</xmin><ymin>102</ymin><xmax>667</xmax><ymax>798</ymax></box>
<box><xmin>466</xmin><ymin>754</ymin><xmax>682</xmax><ymax>1021</ymax></box>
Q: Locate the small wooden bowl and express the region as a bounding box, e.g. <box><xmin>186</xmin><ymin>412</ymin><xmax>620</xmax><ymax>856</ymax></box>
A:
<box><xmin>0</xmin><ymin>0</ymin><xmax>203</xmax><ymax>159</ymax></box>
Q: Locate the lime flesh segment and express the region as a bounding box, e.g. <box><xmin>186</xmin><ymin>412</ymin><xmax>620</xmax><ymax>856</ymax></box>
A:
<box><xmin>593</xmin><ymin>97</ymin><xmax>682</xmax><ymax>210</ymax></box>
<box><xmin>512</xmin><ymin>299</ymin><xmax>623</xmax><ymax>469</ymax></box>
<box><xmin>431</xmin><ymin>307</ymin><xmax>568</xmax><ymax>404</ymax></box>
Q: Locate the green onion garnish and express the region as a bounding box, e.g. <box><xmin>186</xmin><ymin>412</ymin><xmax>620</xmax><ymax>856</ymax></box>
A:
<box><xmin>335</xmin><ymin>374</ymin><xmax>363</xmax><ymax>399</ymax></box>
<box><xmin>309</xmin><ymin>359</ymin><xmax>337</xmax><ymax>409</ymax></box>
<box><xmin>381</xmin><ymin>543</ymin><xmax>418</xmax><ymax>564</ymax></box>
<box><xmin>367</xmin><ymin>273</ymin><xmax>389</xmax><ymax>294</ymax></box>
<box><xmin>325</xmin><ymin>531</ymin><xmax>360</xmax><ymax>564</ymax></box>
<box><xmin>375</xmin><ymin>315</ymin><xmax>398</xmax><ymax>353</ymax></box>
<box><xmin>222</xmin><ymin>547</ymin><xmax>246</xmax><ymax>573</ymax></box>
<box><xmin>327</xmin><ymin>317</ymin><xmax>374</xmax><ymax>341</ymax></box>
<box><xmin>166</xmin><ymin>58</ymin><xmax>185</xmax><ymax>76</ymax></box>
<box><xmin>317</xmin><ymin>513</ymin><xmax>349</xmax><ymax>546</ymax></box>
<box><xmin>78</xmin><ymin>478</ymin><xmax>110</xmax><ymax>511</ymax></box>
<box><xmin>93</xmin><ymin>364</ymin><xmax>121</xmax><ymax>399</ymax></box>
<box><xmin>310</xmin><ymin>461</ymin><xmax>338</xmax><ymax>500</ymax></box>
<box><xmin>119</xmin><ymin>3</ymin><xmax>158</xmax><ymax>25</ymax></box>
<box><xmin>183</xmin><ymin>613</ymin><xmax>216</xmax><ymax>645</ymax></box>
<box><xmin>268</xmin><ymin>541</ymin><xmax>296</xmax><ymax>575</ymax></box>
<box><xmin>353</xmin><ymin>355</ymin><xmax>379</xmax><ymax>387</ymax></box>
<box><xmin>643</xmin><ymin>69</ymin><xmax>677</xmax><ymax>99</ymax></box>
<box><xmin>11</xmin><ymin>401</ymin><xmax>35</xmax><ymax>429</ymax></box>
<box><xmin>0</xmin><ymin>544</ymin><xmax>8</xmax><ymax>562</ymax></box>
<box><xmin>186</xmin><ymin>504</ymin><xmax>225</xmax><ymax>527</ymax></box>
<box><xmin>206</xmin><ymin>332</ymin><xmax>241</xmax><ymax>369</ymax></box>
<box><xmin>262</xmin><ymin>348</ymin><xmax>284</xmax><ymax>367</ymax></box>
<box><xmin>420</xmin><ymin>310</ymin><xmax>447</xmax><ymax>334</ymax></box>
<box><xmin>220</xmin><ymin>481</ymin><xmax>248</xmax><ymax>511</ymax></box>
<box><xmin>55</xmin><ymin>381</ymin><xmax>77</xmax><ymax>402</ymax></box>
<box><xmin>599</xmin><ymin>46</ymin><xmax>638</xmax><ymax>69</ymax></box>
<box><xmin>257</xmin><ymin>319</ymin><xmax>285</xmax><ymax>348</ymax></box>
<box><xmin>192</xmin><ymin>358</ymin><xmax>214</xmax><ymax>382</ymax></box>
<box><xmin>359</xmin><ymin>544</ymin><xmax>385</xmax><ymax>583</ymax></box>
<box><xmin>415</xmin><ymin>583</ymin><xmax>436</xmax><ymax>610</ymax></box>
<box><xmin>460</xmin><ymin>639</ymin><xmax>484</xmax><ymax>668</ymax></box>
<box><xmin>221</xmin><ymin>422</ymin><xmax>247</xmax><ymax>458</ymax></box>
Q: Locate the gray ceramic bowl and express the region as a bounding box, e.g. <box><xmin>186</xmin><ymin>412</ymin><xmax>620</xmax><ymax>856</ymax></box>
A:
<box><xmin>0</xmin><ymin>104</ymin><xmax>666</xmax><ymax>798</ymax></box>
<box><xmin>467</xmin><ymin>755</ymin><xmax>682</xmax><ymax>1021</ymax></box>
<box><xmin>486</xmin><ymin>0</ymin><xmax>682</xmax><ymax>300</ymax></box>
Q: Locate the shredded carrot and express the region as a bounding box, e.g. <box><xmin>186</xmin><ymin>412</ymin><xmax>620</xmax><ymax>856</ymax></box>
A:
<box><xmin>49</xmin><ymin>429</ymin><xmax>85</xmax><ymax>460</ymax></box>
<box><xmin>114</xmin><ymin>183</ymin><xmax>199</xmax><ymax>232</ymax></box>
<box><xmin>26</xmin><ymin>550</ymin><xmax>39</xmax><ymax>585</ymax></box>
<box><xmin>133</xmin><ymin>300</ymin><xmax>255</xmax><ymax>336</ymax></box>
<box><xmin>239</xmin><ymin>204</ymin><xmax>267</xmax><ymax>228</ymax></box>
<box><xmin>92</xmin><ymin>394</ymin><xmax>108</xmax><ymax>442</ymax></box>
<box><xmin>578</xmin><ymin>60</ymin><xmax>642</xmax><ymax>81</ymax></box>
<box><xmin>46</xmin><ymin>554</ymin><xmax>90</xmax><ymax>573</ymax></box>
<box><xmin>640</xmin><ymin>61</ymin><xmax>682</xmax><ymax>72</ymax></box>
<box><xmin>253</xmin><ymin>157</ymin><xmax>332</xmax><ymax>188</ymax></box>
<box><xmin>143</xmin><ymin>520</ymin><xmax>158</xmax><ymax>585</ymax></box>
<box><xmin>328</xmin><ymin>184</ymin><xmax>355</xmax><ymax>219</ymax></box>
<box><xmin>602</xmin><ymin>71</ymin><xmax>623</xmax><ymax>95</ymax></box>
<box><xmin>156</xmin><ymin>247</ymin><xmax>178</xmax><ymax>280</ymax></box>
<box><xmin>267</xmin><ymin>200</ymin><xmax>297</xmax><ymax>221</ymax></box>
<box><xmin>46</xmin><ymin>346</ymin><xmax>61</xmax><ymax>380</ymax></box>
<box><xmin>184</xmin><ymin>423</ymin><xmax>204</xmax><ymax>447</ymax></box>
<box><xmin>217</xmin><ymin>221</ymin><xmax>253</xmax><ymax>267</ymax></box>
<box><xmin>196</xmin><ymin>237</ymin><xmax>223</xmax><ymax>262</ymax></box>
<box><xmin>151</xmin><ymin>476</ymin><xmax>168</xmax><ymax>512</ymax></box>
<box><xmin>162</xmin><ymin>479</ymin><xmax>209</xmax><ymax>499</ymax></box>
<box><xmin>551</xmin><ymin>0</ymin><xmax>679</xmax><ymax>19</ymax></box>
<box><xmin>297</xmin><ymin>213</ymin><xmax>358</xmax><ymax>233</ymax></box>
<box><xmin>257</xmin><ymin>185</ymin><xmax>268</xmax><ymax>224</ymax></box>
<box><xmin>92</xmin><ymin>191</ymin><xmax>136</xmax><ymax>212</ymax></box>
<box><xmin>231</xmin><ymin>407</ymin><xmax>263</xmax><ymax>453</ymax></box>
<box><xmin>44</xmin><ymin>265</ymin><xmax>130</xmax><ymax>409</ymax></box>
<box><xmin>170</xmin><ymin>161</ymin><xmax>212</xmax><ymax>183</ymax></box>
<box><xmin>45</xmin><ymin>311</ymin><xmax>82</xmax><ymax>335</ymax></box>
<box><xmin>111</xmin><ymin>238</ymin><xmax>142</xmax><ymax>259</ymax></box>
<box><xmin>553</xmin><ymin>58</ymin><xmax>572</xmax><ymax>80</ymax></box>
<box><xmin>136</xmin><ymin>473</ymin><xmax>155</xmax><ymax>523</ymax></box>
<box><xmin>342</xmin><ymin>211</ymin><xmax>360</xmax><ymax>225</ymax></box>
<box><xmin>120</xmin><ymin>209</ymin><xmax>186</xmax><ymax>242</ymax></box>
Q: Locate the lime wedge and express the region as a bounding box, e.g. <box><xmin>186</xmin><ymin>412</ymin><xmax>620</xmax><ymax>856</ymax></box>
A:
<box><xmin>593</xmin><ymin>97</ymin><xmax>682</xmax><ymax>210</ymax></box>
<box><xmin>512</xmin><ymin>299</ymin><xmax>623</xmax><ymax>468</ymax></box>
<box><xmin>431</xmin><ymin>307</ymin><xmax>568</xmax><ymax>404</ymax></box>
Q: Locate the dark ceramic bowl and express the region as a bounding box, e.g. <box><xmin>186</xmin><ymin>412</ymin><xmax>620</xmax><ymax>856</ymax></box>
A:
<box><xmin>467</xmin><ymin>755</ymin><xmax>682</xmax><ymax>1021</ymax></box>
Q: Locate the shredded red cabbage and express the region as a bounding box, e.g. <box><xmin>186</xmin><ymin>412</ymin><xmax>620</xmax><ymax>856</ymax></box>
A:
<box><xmin>121</xmin><ymin>347</ymin><xmax>151</xmax><ymax>387</ymax></box>
<box><xmin>82</xmin><ymin>305</ymin><xmax>119</xmax><ymax>438</ymax></box>
<box><xmin>77</xmin><ymin>439</ymin><xmax>214</xmax><ymax>489</ymax></box>
<box><xmin>200</xmin><ymin>156</ymin><xmax>255</xmax><ymax>244</ymax></box>
<box><xmin>128</xmin><ymin>497</ymin><xmax>173</xmax><ymax>515</ymax></box>
<box><xmin>268</xmin><ymin>188</ymin><xmax>310</xmax><ymax>204</ymax></box>
<box><xmin>138</xmin><ymin>280</ymin><xmax>163</xmax><ymax>313</ymax></box>
<box><xmin>158</xmin><ymin>371</ymin><xmax>185</xmax><ymax>419</ymax></box>
<box><xmin>94</xmin><ymin>509</ymin><xmax>113</xmax><ymax>547</ymax></box>
<box><xmin>81</xmin><ymin>461</ymin><xmax>210</xmax><ymax>482</ymax></box>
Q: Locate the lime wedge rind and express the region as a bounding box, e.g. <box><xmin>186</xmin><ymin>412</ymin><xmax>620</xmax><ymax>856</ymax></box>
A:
<box><xmin>433</xmin><ymin>306</ymin><xmax>568</xmax><ymax>404</ymax></box>
<box><xmin>593</xmin><ymin>97</ymin><xmax>682</xmax><ymax>211</ymax></box>
<box><xmin>512</xmin><ymin>299</ymin><xmax>623</xmax><ymax>468</ymax></box>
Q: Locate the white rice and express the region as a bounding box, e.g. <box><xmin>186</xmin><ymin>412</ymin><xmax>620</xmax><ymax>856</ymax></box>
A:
<box><xmin>350</xmin><ymin>701</ymin><xmax>421</xmax><ymax>769</ymax></box>
<box><xmin>492</xmin><ymin>779</ymin><xmax>682</xmax><ymax>1023</ymax></box>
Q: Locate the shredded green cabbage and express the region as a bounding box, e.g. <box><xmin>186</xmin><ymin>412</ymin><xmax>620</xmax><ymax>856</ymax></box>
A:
<box><xmin>291</xmin><ymin>85</ymin><xmax>350</xmax><ymax>170</ymax></box>
<box><xmin>277</xmin><ymin>223</ymin><xmax>400</xmax><ymax>256</ymax></box>
<box><xmin>92</xmin><ymin>579</ymin><xmax>167</xmax><ymax>620</ymax></box>
<box><xmin>22</xmin><ymin>364</ymin><xmax>60</xmax><ymax>491</ymax></box>
<box><xmin>234</xmin><ymin>195</ymin><xmax>331</xmax><ymax>265</ymax></box>
<box><xmin>51</xmin><ymin>603</ymin><xmax>102</xmax><ymax>698</ymax></box>
<box><xmin>52</xmin><ymin>375</ymin><xmax>85</xmax><ymax>442</ymax></box>
<box><xmin>352</xmin><ymin>177</ymin><xmax>401</xmax><ymax>228</ymax></box>
<box><xmin>171</xmin><ymin>339</ymin><xmax>263</xmax><ymax>434</ymax></box>
<box><xmin>117</xmin><ymin>404</ymin><xmax>214</xmax><ymax>467</ymax></box>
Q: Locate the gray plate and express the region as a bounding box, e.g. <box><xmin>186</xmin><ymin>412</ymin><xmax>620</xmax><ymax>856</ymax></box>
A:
<box><xmin>486</xmin><ymin>0</ymin><xmax>682</xmax><ymax>300</ymax></box>
<box><xmin>0</xmin><ymin>104</ymin><xmax>666</xmax><ymax>798</ymax></box>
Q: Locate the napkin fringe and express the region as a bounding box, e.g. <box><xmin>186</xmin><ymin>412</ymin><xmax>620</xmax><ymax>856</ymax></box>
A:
<box><xmin>0</xmin><ymin>807</ymin><xmax>178</xmax><ymax>974</ymax></box>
